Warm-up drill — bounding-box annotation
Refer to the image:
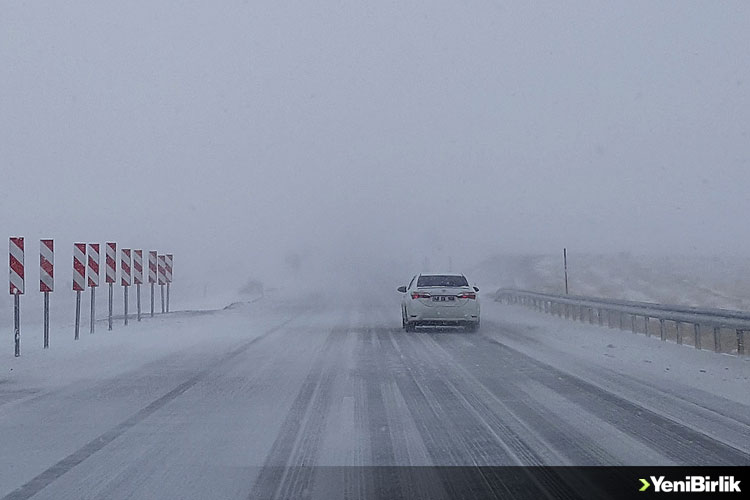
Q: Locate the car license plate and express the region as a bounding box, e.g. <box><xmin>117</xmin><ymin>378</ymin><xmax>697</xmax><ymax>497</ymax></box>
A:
<box><xmin>432</xmin><ymin>296</ymin><xmax>455</xmax><ymax>302</ymax></box>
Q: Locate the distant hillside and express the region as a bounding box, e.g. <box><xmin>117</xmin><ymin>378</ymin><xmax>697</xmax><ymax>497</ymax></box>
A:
<box><xmin>471</xmin><ymin>253</ymin><xmax>750</xmax><ymax>311</ymax></box>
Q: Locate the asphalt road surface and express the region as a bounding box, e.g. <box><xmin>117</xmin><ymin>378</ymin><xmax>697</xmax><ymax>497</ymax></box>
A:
<box><xmin>1</xmin><ymin>294</ymin><xmax>748</xmax><ymax>499</ymax></box>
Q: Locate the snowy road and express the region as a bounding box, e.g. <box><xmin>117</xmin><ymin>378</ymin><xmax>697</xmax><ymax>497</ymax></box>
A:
<box><xmin>1</xmin><ymin>294</ymin><xmax>749</xmax><ymax>499</ymax></box>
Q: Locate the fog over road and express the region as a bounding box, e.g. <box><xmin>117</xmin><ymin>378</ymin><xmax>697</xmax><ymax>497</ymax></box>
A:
<box><xmin>1</xmin><ymin>294</ymin><xmax>748</xmax><ymax>499</ymax></box>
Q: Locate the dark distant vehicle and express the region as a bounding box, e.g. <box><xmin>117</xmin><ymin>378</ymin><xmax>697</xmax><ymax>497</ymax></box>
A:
<box><xmin>397</xmin><ymin>273</ymin><xmax>480</xmax><ymax>332</ymax></box>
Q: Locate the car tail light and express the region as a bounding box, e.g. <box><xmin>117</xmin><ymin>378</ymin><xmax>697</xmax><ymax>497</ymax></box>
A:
<box><xmin>411</xmin><ymin>292</ymin><xmax>431</xmax><ymax>299</ymax></box>
<box><xmin>457</xmin><ymin>293</ymin><xmax>476</xmax><ymax>300</ymax></box>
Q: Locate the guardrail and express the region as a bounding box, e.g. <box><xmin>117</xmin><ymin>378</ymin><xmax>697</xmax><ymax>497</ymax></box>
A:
<box><xmin>495</xmin><ymin>288</ymin><xmax>748</xmax><ymax>356</ymax></box>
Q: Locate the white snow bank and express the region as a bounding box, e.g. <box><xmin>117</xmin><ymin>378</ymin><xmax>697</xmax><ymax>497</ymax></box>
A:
<box><xmin>0</xmin><ymin>294</ymin><xmax>265</xmax><ymax>391</ymax></box>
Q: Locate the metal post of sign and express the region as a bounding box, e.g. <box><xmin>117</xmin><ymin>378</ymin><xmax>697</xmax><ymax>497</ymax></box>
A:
<box><xmin>150</xmin><ymin>283</ymin><xmax>155</xmax><ymax>317</ymax></box>
<box><xmin>160</xmin><ymin>285</ymin><xmax>165</xmax><ymax>313</ymax></box>
<box><xmin>124</xmin><ymin>286</ymin><xmax>129</xmax><ymax>326</ymax></box>
<box><xmin>90</xmin><ymin>288</ymin><xmax>96</xmax><ymax>334</ymax></box>
<box><xmin>74</xmin><ymin>291</ymin><xmax>81</xmax><ymax>340</ymax></box>
<box><xmin>166</xmin><ymin>284</ymin><xmax>170</xmax><ymax>313</ymax></box>
<box><xmin>43</xmin><ymin>291</ymin><xmax>49</xmax><ymax>349</ymax></box>
<box><xmin>136</xmin><ymin>285</ymin><xmax>141</xmax><ymax>321</ymax></box>
<box><xmin>108</xmin><ymin>283</ymin><xmax>113</xmax><ymax>331</ymax></box>
<box><xmin>563</xmin><ymin>248</ymin><xmax>569</xmax><ymax>295</ymax></box>
<box><xmin>14</xmin><ymin>293</ymin><xmax>20</xmax><ymax>357</ymax></box>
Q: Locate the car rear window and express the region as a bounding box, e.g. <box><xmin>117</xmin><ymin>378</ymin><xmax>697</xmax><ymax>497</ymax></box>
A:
<box><xmin>417</xmin><ymin>275</ymin><xmax>469</xmax><ymax>287</ymax></box>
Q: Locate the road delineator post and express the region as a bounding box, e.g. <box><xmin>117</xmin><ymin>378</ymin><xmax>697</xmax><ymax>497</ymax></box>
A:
<box><xmin>10</xmin><ymin>237</ymin><xmax>24</xmax><ymax>356</ymax></box>
<box><xmin>121</xmin><ymin>248</ymin><xmax>131</xmax><ymax>326</ymax></box>
<box><xmin>105</xmin><ymin>242</ymin><xmax>116</xmax><ymax>331</ymax></box>
<box><xmin>88</xmin><ymin>244</ymin><xmax>100</xmax><ymax>334</ymax></box>
<box><xmin>40</xmin><ymin>239</ymin><xmax>54</xmax><ymax>349</ymax></box>
<box><xmin>133</xmin><ymin>250</ymin><xmax>143</xmax><ymax>321</ymax></box>
<box><xmin>165</xmin><ymin>254</ymin><xmax>173</xmax><ymax>313</ymax></box>
<box><xmin>157</xmin><ymin>254</ymin><xmax>166</xmax><ymax>313</ymax></box>
<box><xmin>73</xmin><ymin>243</ymin><xmax>86</xmax><ymax>340</ymax></box>
<box><xmin>148</xmin><ymin>251</ymin><xmax>157</xmax><ymax>317</ymax></box>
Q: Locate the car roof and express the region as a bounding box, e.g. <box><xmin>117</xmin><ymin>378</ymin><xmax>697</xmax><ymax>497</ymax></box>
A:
<box><xmin>419</xmin><ymin>273</ymin><xmax>465</xmax><ymax>276</ymax></box>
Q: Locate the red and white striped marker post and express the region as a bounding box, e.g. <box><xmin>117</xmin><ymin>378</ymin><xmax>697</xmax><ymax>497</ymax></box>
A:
<box><xmin>105</xmin><ymin>242</ymin><xmax>116</xmax><ymax>331</ymax></box>
<box><xmin>73</xmin><ymin>243</ymin><xmax>86</xmax><ymax>340</ymax></box>
<box><xmin>9</xmin><ymin>237</ymin><xmax>24</xmax><ymax>357</ymax></box>
<box><xmin>88</xmin><ymin>244</ymin><xmax>100</xmax><ymax>334</ymax></box>
<box><xmin>133</xmin><ymin>250</ymin><xmax>143</xmax><ymax>322</ymax></box>
<box><xmin>165</xmin><ymin>254</ymin><xmax>173</xmax><ymax>313</ymax></box>
<box><xmin>157</xmin><ymin>255</ymin><xmax>166</xmax><ymax>313</ymax></box>
<box><xmin>148</xmin><ymin>251</ymin><xmax>157</xmax><ymax>317</ymax></box>
<box><xmin>121</xmin><ymin>249</ymin><xmax>131</xmax><ymax>326</ymax></box>
<box><xmin>40</xmin><ymin>239</ymin><xmax>54</xmax><ymax>349</ymax></box>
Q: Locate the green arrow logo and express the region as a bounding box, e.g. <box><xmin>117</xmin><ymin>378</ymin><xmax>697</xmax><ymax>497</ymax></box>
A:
<box><xmin>639</xmin><ymin>478</ymin><xmax>651</xmax><ymax>492</ymax></box>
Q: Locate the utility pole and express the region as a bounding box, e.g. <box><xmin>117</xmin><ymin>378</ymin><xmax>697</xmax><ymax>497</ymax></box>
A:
<box><xmin>563</xmin><ymin>247</ymin><xmax>569</xmax><ymax>295</ymax></box>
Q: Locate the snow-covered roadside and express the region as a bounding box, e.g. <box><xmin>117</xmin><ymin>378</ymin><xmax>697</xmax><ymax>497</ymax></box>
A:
<box><xmin>480</xmin><ymin>300</ymin><xmax>750</xmax><ymax>406</ymax></box>
<box><xmin>0</xmin><ymin>295</ymin><xmax>266</xmax><ymax>392</ymax></box>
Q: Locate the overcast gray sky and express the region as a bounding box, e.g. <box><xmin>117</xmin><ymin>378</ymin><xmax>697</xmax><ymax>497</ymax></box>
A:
<box><xmin>1</xmin><ymin>1</ymin><xmax>749</xmax><ymax>291</ymax></box>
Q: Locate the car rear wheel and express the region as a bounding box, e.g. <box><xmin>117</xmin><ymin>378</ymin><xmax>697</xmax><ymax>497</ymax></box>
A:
<box><xmin>465</xmin><ymin>321</ymin><xmax>479</xmax><ymax>333</ymax></box>
<box><xmin>405</xmin><ymin>321</ymin><xmax>417</xmax><ymax>332</ymax></box>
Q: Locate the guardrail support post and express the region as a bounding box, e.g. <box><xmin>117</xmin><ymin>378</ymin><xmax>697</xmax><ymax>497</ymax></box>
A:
<box><xmin>644</xmin><ymin>316</ymin><xmax>650</xmax><ymax>337</ymax></box>
<box><xmin>631</xmin><ymin>314</ymin><xmax>636</xmax><ymax>333</ymax></box>
<box><xmin>675</xmin><ymin>321</ymin><xmax>682</xmax><ymax>344</ymax></box>
<box><xmin>597</xmin><ymin>308</ymin><xmax>603</xmax><ymax>326</ymax></box>
<box><xmin>564</xmin><ymin>303</ymin><xmax>569</xmax><ymax>319</ymax></box>
<box><xmin>659</xmin><ymin>318</ymin><xmax>666</xmax><ymax>341</ymax></box>
<box><xmin>619</xmin><ymin>312</ymin><xmax>624</xmax><ymax>330</ymax></box>
<box><xmin>713</xmin><ymin>326</ymin><xmax>721</xmax><ymax>352</ymax></box>
<box><xmin>694</xmin><ymin>323</ymin><xmax>701</xmax><ymax>349</ymax></box>
<box><xmin>737</xmin><ymin>330</ymin><xmax>744</xmax><ymax>356</ymax></box>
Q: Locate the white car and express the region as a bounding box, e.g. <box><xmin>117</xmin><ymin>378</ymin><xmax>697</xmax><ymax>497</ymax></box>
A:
<box><xmin>398</xmin><ymin>273</ymin><xmax>480</xmax><ymax>332</ymax></box>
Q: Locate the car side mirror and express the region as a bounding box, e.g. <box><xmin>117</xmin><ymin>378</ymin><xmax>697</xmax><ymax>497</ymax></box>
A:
<box><xmin>473</xmin><ymin>286</ymin><xmax>479</xmax><ymax>292</ymax></box>
<box><xmin>397</xmin><ymin>286</ymin><xmax>407</xmax><ymax>293</ymax></box>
